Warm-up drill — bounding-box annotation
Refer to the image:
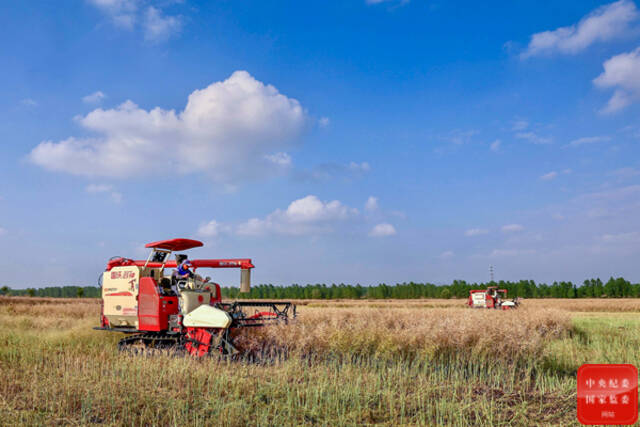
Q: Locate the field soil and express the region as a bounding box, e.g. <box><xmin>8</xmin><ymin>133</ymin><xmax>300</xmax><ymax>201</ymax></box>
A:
<box><xmin>0</xmin><ymin>296</ymin><xmax>638</xmax><ymax>426</ymax></box>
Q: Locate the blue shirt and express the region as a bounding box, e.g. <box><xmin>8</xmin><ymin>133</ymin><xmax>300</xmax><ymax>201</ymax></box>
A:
<box><xmin>177</xmin><ymin>263</ymin><xmax>193</xmax><ymax>277</ymax></box>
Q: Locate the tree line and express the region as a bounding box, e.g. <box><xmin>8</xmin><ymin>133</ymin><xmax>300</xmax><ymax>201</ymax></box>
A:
<box><xmin>2</xmin><ymin>277</ymin><xmax>636</xmax><ymax>299</ymax></box>
<box><xmin>0</xmin><ymin>286</ymin><xmax>101</xmax><ymax>298</ymax></box>
<box><xmin>221</xmin><ymin>278</ymin><xmax>640</xmax><ymax>299</ymax></box>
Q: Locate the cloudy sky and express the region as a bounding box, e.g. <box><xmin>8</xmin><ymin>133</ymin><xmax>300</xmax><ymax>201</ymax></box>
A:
<box><xmin>2</xmin><ymin>0</ymin><xmax>640</xmax><ymax>287</ymax></box>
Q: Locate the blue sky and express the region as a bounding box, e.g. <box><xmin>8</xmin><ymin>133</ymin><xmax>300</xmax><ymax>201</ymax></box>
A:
<box><xmin>2</xmin><ymin>0</ymin><xmax>640</xmax><ymax>288</ymax></box>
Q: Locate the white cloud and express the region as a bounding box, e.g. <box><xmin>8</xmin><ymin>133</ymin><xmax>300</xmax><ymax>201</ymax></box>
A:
<box><xmin>88</xmin><ymin>1</ymin><xmax>182</xmax><ymax>41</ymax></box>
<box><xmin>88</xmin><ymin>0</ymin><xmax>133</xmax><ymax>10</ymax></box>
<box><xmin>85</xmin><ymin>184</ymin><xmax>122</xmax><ymax>203</ymax></box>
<box><xmin>569</xmin><ymin>135</ymin><xmax>611</xmax><ymax>146</ymax></box>
<box><xmin>439</xmin><ymin>250</ymin><xmax>454</xmax><ymax>259</ymax></box>
<box><xmin>512</xmin><ymin>120</ymin><xmax>529</xmax><ymax>131</ymax></box>
<box><xmin>197</xmin><ymin>220</ymin><xmax>230</xmax><ymax>238</ymax></box>
<box><xmin>390</xmin><ymin>210</ymin><xmax>406</xmax><ymax>219</ymax></box>
<box><xmin>348</xmin><ymin>161</ymin><xmax>371</xmax><ymax>173</ymax></box>
<box><xmin>83</xmin><ymin>91</ymin><xmax>106</xmax><ymax>104</ymax></box>
<box><xmin>501</xmin><ymin>224</ymin><xmax>524</xmax><ymax>233</ymax></box>
<box><xmin>29</xmin><ymin>71</ymin><xmax>307</xmax><ymax>183</ymax></box>
<box><xmin>143</xmin><ymin>6</ymin><xmax>182</xmax><ymax>42</ymax></box>
<box><xmin>521</xmin><ymin>0</ymin><xmax>639</xmax><ymax>59</ymax></box>
<box><xmin>541</xmin><ymin>168</ymin><xmax>572</xmax><ymax>179</ymax></box>
<box><xmin>602</xmin><ymin>231</ymin><xmax>640</xmax><ymax>243</ymax></box>
<box><xmin>465</xmin><ymin>228</ymin><xmax>488</xmax><ymax>237</ymax></box>
<box><xmin>489</xmin><ymin>248</ymin><xmax>536</xmax><ymax>257</ymax></box>
<box><xmin>369</xmin><ymin>223</ymin><xmax>396</xmax><ymax>237</ymax></box>
<box><xmin>111</xmin><ymin>192</ymin><xmax>123</xmax><ymax>203</ymax></box>
<box><xmin>298</xmin><ymin>161</ymin><xmax>371</xmax><ymax>181</ymax></box>
<box><xmin>264</xmin><ymin>152</ymin><xmax>292</xmax><ymax>168</ymax></box>
<box><xmin>540</xmin><ymin>171</ymin><xmax>558</xmax><ymax>181</ymax></box>
<box><xmin>88</xmin><ymin>0</ymin><xmax>139</xmax><ymax>29</ymax></box>
<box><xmin>515</xmin><ymin>132</ymin><xmax>552</xmax><ymax>144</ymax></box>
<box><xmin>579</xmin><ymin>184</ymin><xmax>640</xmax><ymax>201</ymax></box>
<box><xmin>236</xmin><ymin>195</ymin><xmax>358</xmax><ymax>236</ymax></box>
<box><xmin>594</xmin><ymin>47</ymin><xmax>640</xmax><ymax>113</ymax></box>
<box><xmin>588</xmin><ymin>207</ymin><xmax>612</xmax><ymax>219</ymax></box>
<box><xmin>318</xmin><ymin>117</ymin><xmax>330</xmax><ymax>128</ymax></box>
<box><xmin>610</xmin><ymin>167</ymin><xmax>640</xmax><ymax>178</ymax></box>
<box><xmin>490</xmin><ymin>139</ymin><xmax>501</xmax><ymax>152</ymax></box>
<box><xmin>365</xmin><ymin>196</ymin><xmax>379</xmax><ymax>211</ymax></box>
<box><xmin>0</xmin><ymin>228</ymin><xmax>6</xmax><ymax>236</ymax></box>
<box><xmin>444</xmin><ymin>129</ymin><xmax>478</xmax><ymax>145</ymax></box>
<box><xmin>567</xmin><ymin>183</ymin><xmax>640</xmax><ymax>223</ymax></box>
<box><xmin>21</xmin><ymin>98</ymin><xmax>38</xmax><ymax>107</ymax></box>
<box><xmin>601</xmin><ymin>89</ymin><xmax>635</xmax><ymax>113</ymax></box>
<box><xmin>86</xmin><ymin>184</ymin><xmax>112</xmax><ymax>193</ymax></box>
<box><xmin>284</xmin><ymin>195</ymin><xmax>357</xmax><ymax>222</ymax></box>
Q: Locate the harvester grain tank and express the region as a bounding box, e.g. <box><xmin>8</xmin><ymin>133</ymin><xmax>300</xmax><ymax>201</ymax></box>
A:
<box><xmin>95</xmin><ymin>238</ymin><xmax>295</xmax><ymax>356</ymax></box>
<box><xmin>467</xmin><ymin>286</ymin><xmax>519</xmax><ymax>310</ymax></box>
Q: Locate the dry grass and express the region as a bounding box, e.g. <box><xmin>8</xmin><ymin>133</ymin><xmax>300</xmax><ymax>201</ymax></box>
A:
<box><xmin>519</xmin><ymin>298</ymin><xmax>640</xmax><ymax>312</ymax></box>
<box><xmin>243</xmin><ymin>297</ymin><xmax>640</xmax><ymax>312</ymax></box>
<box><xmin>0</xmin><ymin>297</ymin><xmax>572</xmax><ymax>361</ymax></box>
<box><xmin>1</xmin><ymin>296</ymin><xmax>638</xmax><ymax>425</ymax></box>
<box><xmin>0</xmin><ymin>297</ymin><xmax>98</xmax><ymax>315</ymax></box>
<box><xmin>4</xmin><ymin>295</ymin><xmax>640</xmax><ymax>311</ymax></box>
<box><xmin>236</xmin><ymin>306</ymin><xmax>571</xmax><ymax>361</ymax></box>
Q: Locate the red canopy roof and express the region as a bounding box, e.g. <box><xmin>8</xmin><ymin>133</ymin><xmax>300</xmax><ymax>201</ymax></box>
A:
<box><xmin>145</xmin><ymin>238</ymin><xmax>203</xmax><ymax>251</ymax></box>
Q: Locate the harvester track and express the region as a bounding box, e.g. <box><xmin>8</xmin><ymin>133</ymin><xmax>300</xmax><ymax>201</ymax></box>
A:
<box><xmin>118</xmin><ymin>333</ymin><xmax>182</xmax><ymax>355</ymax></box>
<box><xmin>118</xmin><ymin>330</ymin><xmax>239</xmax><ymax>357</ymax></box>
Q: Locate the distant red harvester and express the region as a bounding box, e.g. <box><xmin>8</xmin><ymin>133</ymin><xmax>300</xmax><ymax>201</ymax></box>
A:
<box><xmin>467</xmin><ymin>286</ymin><xmax>519</xmax><ymax>310</ymax></box>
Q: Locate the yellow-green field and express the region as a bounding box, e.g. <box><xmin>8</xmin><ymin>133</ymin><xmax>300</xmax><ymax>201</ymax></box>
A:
<box><xmin>0</xmin><ymin>297</ymin><xmax>639</xmax><ymax>426</ymax></box>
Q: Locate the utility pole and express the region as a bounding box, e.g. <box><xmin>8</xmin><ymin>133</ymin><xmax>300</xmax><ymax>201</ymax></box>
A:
<box><xmin>489</xmin><ymin>265</ymin><xmax>494</xmax><ymax>282</ymax></box>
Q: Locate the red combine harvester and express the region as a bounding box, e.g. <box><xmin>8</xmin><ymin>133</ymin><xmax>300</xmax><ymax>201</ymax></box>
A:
<box><xmin>95</xmin><ymin>238</ymin><xmax>295</xmax><ymax>356</ymax></box>
<box><xmin>467</xmin><ymin>286</ymin><xmax>519</xmax><ymax>310</ymax></box>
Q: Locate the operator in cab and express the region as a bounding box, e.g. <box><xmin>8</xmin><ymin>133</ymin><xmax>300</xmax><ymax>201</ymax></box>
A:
<box><xmin>170</xmin><ymin>255</ymin><xmax>194</xmax><ymax>293</ymax></box>
<box><xmin>172</xmin><ymin>255</ymin><xmax>210</xmax><ymax>291</ymax></box>
<box><xmin>176</xmin><ymin>259</ymin><xmax>194</xmax><ymax>279</ymax></box>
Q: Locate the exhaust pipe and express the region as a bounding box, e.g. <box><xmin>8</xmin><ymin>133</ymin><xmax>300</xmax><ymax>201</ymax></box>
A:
<box><xmin>240</xmin><ymin>268</ymin><xmax>251</xmax><ymax>293</ymax></box>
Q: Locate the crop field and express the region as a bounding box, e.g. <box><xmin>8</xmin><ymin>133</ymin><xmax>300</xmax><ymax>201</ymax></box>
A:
<box><xmin>1</xmin><ymin>297</ymin><xmax>639</xmax><ymax>426</ymax></box>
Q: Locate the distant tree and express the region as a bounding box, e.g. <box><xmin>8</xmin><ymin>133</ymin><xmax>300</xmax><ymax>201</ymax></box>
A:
<box><xmin>0</xmin><ymin>286</ymin><xmax>9</xmax><ymax>296</ymax></box>
<box><xmin>604</xmin><ymin>277</ymin><xmax>616</xmax><ymax>298</ymax></box>
<box><xmin>26</xmin><ymin>288</ymin><xmax>35</xmax><ymax>297</ymax></box>
<box><xmin>440</xmin><ymin>288</ymin><xmax>451</xmax><ymax>299</ymax></box>
<box><xmin>77</xmin><ymin>288</ymin><xmax>84</xmax><ymax>298</ymax></box>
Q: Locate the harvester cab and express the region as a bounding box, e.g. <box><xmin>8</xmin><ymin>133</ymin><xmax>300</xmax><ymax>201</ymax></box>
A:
<box><xmin>468</xmin><ymin>286</ymin><xmax>519</xmax><ymax>310</ymax></box>
<box><xmin>95</xmin><ymin>238</ymin><xmax>295</xmax><ymax>356</ymax></box>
